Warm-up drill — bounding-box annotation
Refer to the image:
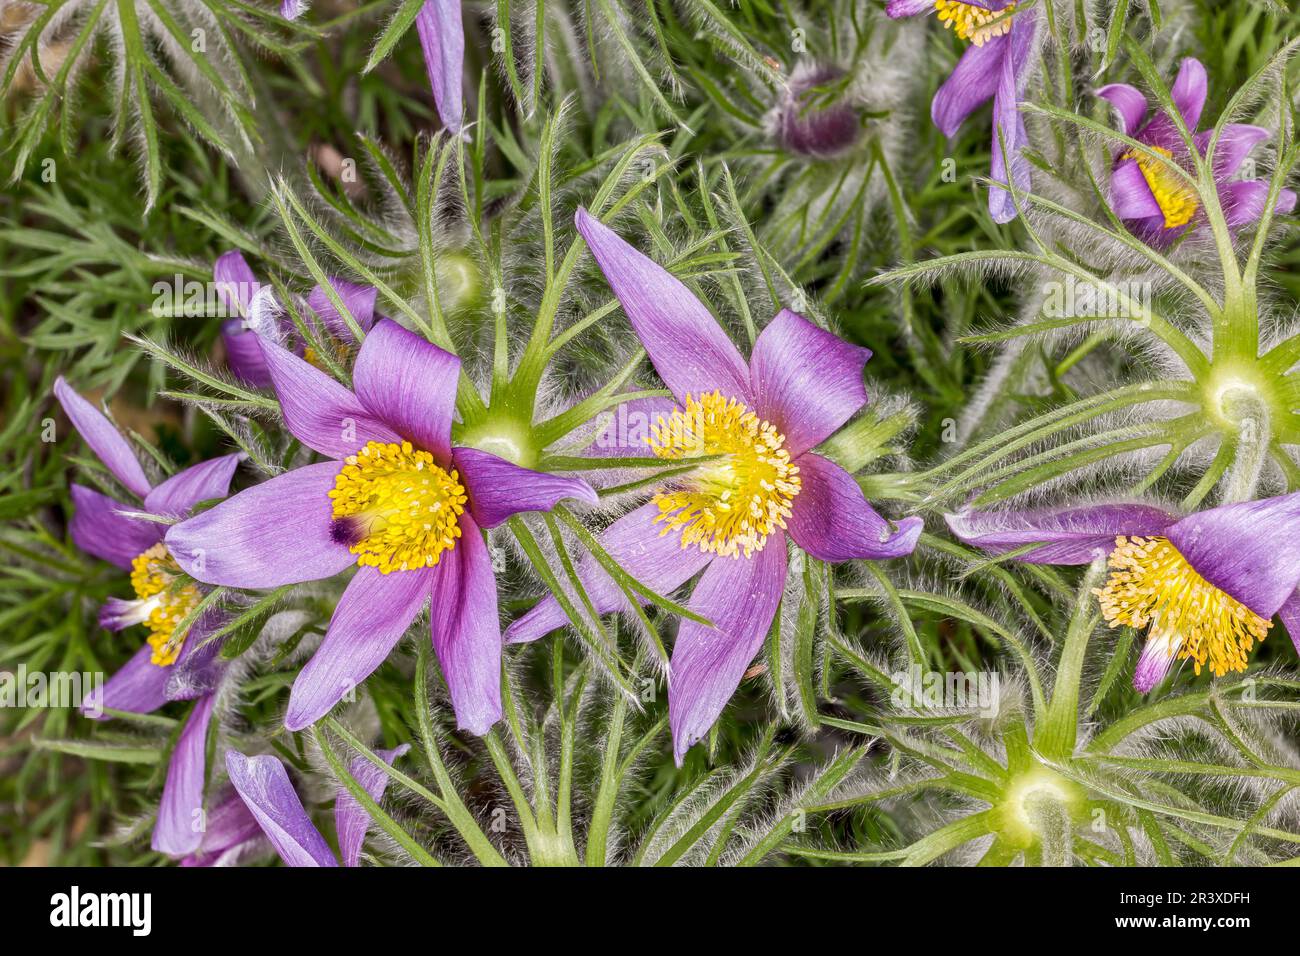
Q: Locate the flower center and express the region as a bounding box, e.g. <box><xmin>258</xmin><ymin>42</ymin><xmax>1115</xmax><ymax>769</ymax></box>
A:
<box><xmin>1122</xmin><ymin>145</ymin><xmax>1199</xmax><ymax>229</ymax></box>
<box><xmin>1093</xmin><ymin>535</ymin><xmax>1270</xmax><ymax>678</ymax></box>
<box><xmin>130</xmin><ymin>543</ymin><xmax>201</xmax><ymax>666</ymax></box>
<box><xmin>330</xmin><ymin>440</ymin><xmax>467</xmax><ymax>574</ymax></box>
<box><xmin>934</xmin><ymin>0</ymin><xmax>1016</xmax><ymax>47</ymax></box>
<box><xmin>646</xmin><ymin>391</ymin><xmax>801</xmax><ymax>559</ymax></box>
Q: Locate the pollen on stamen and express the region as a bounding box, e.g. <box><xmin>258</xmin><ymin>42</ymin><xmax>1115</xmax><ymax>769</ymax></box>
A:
<box><xmin>329</xmin><ymin>440</ymin><xmax>467</xmax><ymax>574</ymax></box>
<box><xmin>934</xmin><ymin>0</ymin><xmax>1016</xmax><ymax>47</ymax></box>
<box><xmin>1092</xmin><ymin>535</ymin><xmax>1270</xmax><ymax>679</ymax></box>
<box><xmin>646</xmin><ymin>391</ymin><xmax>801</xmax><ymax>559</ymax></box>
<box><xmin>1121</xmin><ymin>145</ymin><xmax>1200</xmax><ymax>229</ymax></box>
<box><xmin>129</xmin><ymin>543</ymin><xmax>201</xmax><ymax>667</ymax></box>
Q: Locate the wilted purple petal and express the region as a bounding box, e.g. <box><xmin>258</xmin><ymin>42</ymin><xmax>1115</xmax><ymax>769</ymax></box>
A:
<box><xmin>505</xmin><ymin>501</ymin><xmax>712</xmax><ymax>644</ymax></box>
<box><xmin>428</xmin><ymin>513</ymin><xmax>502</xmax><ymax>735</ymax></box>
<box><xmin>285</xmin><ymin>565</ymin><xmax>431</xmax><ymax>731</ymax></box>
<box><xmin>54</xmin><ymin>378</ymin><xmax>152</xmax><ymax>499</ymax></box>
<box><xmin>669</xmin><ymin>541</ymin><xmax>786</xmax><ymax>765</ymax></box>
<box><xmin>1096</xmin><ymin>83</ymin><xmax>1147</xmax><ymax>136</ymax></box>
<box><xmin>1222</xmin><ymin>180</ymin><xmax>1298</xmax><ymax>229</ymax></box>
<box><xmin>69</xmin><ymin>484</ymin><xmax>162</xmax><ymax>570</ymax></box>
<box><xmin>415</xmin><ymin>0</ymin><xmax>465</xmax><ymax>134</ymax></box>
<box><xmin>260</xmin><ymin>337</ymin><xmax>401</xmax><ymax>459</ymax></box>
<box><xmin>308</xmin><ymin>278</ymin><xmax>378</xmax><ymax>339</ymax></box>
<box><xmin>786</xmin><ymin>454</ymin><xmax>922</xmax><ymax>561</ymax></box>
<box><xmin>81</xmin><ymin>644</ymin><xmax>169</xmax><ymax>718</ymax></box>
<box><xmin>454</xmin><ymin>446</ymin><xmax>598</xmax><ymax>529</ymax></box>
<box><xmin>152</xmin><ymin>694</ymin><xmax>217</xmax><ymax>856</ymax></box>
<box><xmin>748</xmin><ymin>310</ymin><xmax>871</xmax><ymax>458</ymax></box>
<box><xmin>575</xmin><ymin>207</ymin><xmax>752</xmax><ymax>405</ymax></box>
<box><xmin>144</xmin><ymin>453</ymin><xmax>243</xmax><ymax>518</ymax></box>
<box><xmin>225</xmin><ymin>751</ymin><xmax>338</xmax><ymax>867</ymax></box>
<box><xmin>352</xmin><ymin>319</ymin><xmax>460</xmax><ymax>464</ymax></box>
<box><xmin>1165</xmin><ymin>492</ymin><xmax>1300</xmax><ymax>617</ymax></box>
<box><xmin>336</xmin><ymin>744</ymin><xmax>411</xmax><ymax>868</ymax></box>
<box><xmin>945</xmin><ymin>502</ymin><xmax>1179</xmax><ymax>564</ymax></box>
<box><xmin>166</xmin><ymin>461</ymin><xmax>356</xmax><ymax>588</ymax></box>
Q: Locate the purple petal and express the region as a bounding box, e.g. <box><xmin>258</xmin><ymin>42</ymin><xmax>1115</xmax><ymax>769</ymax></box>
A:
<box><xmin>1222</xmin><ymin>180</ymin><xmax>1298</xmax><ymax>229</ymax></box>
<box><xmin>987</xmin><ymin>17</ymin><xmax>1036</xmax><ymax>224</ymax></box>
<box><xmin>428</xmin><ymin>513</ymin><xmax>502</xmax><ymax>735</ymax></box>
<box><xmin>54</xmin><ymin>377</ymin><xmax>152</xmax><ymax>499</ymax></box>
<box><xmin>152</xmin><ymin>694</ymin><xmax>217</xmax><ymax>856</ymax></box>
<box><xmin>222</xmin><ymin>319</ymin><xmax>272</xmax><ymax>388</ymax></box>
<box><xmin>931</xmin><ymin>36</ymin><xmax>1005</xmax><ymax>138</ymax></box>
<box><xmin>69</xmin><ymin>484</ymin><xmax>162</xmax><ymax>570</ymax></box>
<box><xmin>748</xmin><ymin>310</ymin><xmax>871</xmax><ymax>457</ymax></box>
<box><xmin>1278</xmin><ymin>591</ymin><xmax>1300</xmax><ymax>658</ymax></box>
<box><xmin>1196</xmin><ymin>124</ymin><xmax>1270</xmax><ymax>178</ymax></box>
<box><xmin>280</xmin><ymin>0</ymin><xmax>307</xmax><ymax>19</ymax></box>
<box><xmin>415</xmin><ymin>0</ymin><xmax>465</xmax><ymax>134</ymax></box>
<box><xmin>885</xmin><ymin>0</ymin><xmax>932</xmax><ymax>15</ymax></box>
<box><xmin>945</xmin><ymin>502</ymin><xmax>1179</xmax><ymax>564</ymax></box>
<box><xmin>336</xmin><ymin>743</ymin><xmax>411</xmax><ymax>867</ymax></box>
<box><xmin>225</xmin><ymin>751</ymin><xmax>338</xmax><ymax>867</ymax></box>
<box><xmin>1164</xmin><ymin>492</ymin><xmax>1300</xmax><ymax>617</ymax></box>
<box><xmin>284</xmin><ymin>566</ymin><xmax>431</xmax><ymax>731</ymax></box>
<box><xmin>352</xmin><ymin>319</ymin><xmax>460</xmax><ymax>464</ymax></box>
<box><xmin>455</xmin><ymin>447</ymin><xmax>598</xmax><ymax>529</ymax></box>
<box><xmin>504</xmin><ymin>501</ymin><xmax>713</xmax><ymax>644</ymax></box>
<box><xmin>1096</xmin><ymin>83</ymin><xmax>1148</xmax><ymax>136</ymax></box>
<box><xmin>213</xmin><ymin>250</ymin><xmax>260</xmax><ymax>317</ymax></box>
<box><xmin>669</xmin><ymin>543</ymin><xmax>786</xmax><ymax>765</ymax></box>
<box><xmin>786</xmin><ymin>454</ymin><xmax>922</xmax><ymax>561</ymax></box>
<box><xmin>574</xmin><ymin>207</ymin><xmax>752</xmax><ymax>405</ymax></box>
<box><xmin>580</xmin><ymin>395</ymin><xmax>679</xmax><ymax>458</ymax></box>
<box><xmin>1111</xmin><ymin>158</ymin><xmax>1163</xmax><ymax>219</ymax></box>
<box><xmin>81</xmin><ymin>644</ymin><xmax>169</xmax><ymax>718</ymax></box>
<box><xmin>308</xmin><ymin>278</ymin><xmax>378</xmax><ymax>340</ymax></box>
<box><xmin>165</xmin><ymin>611</ymin><xmax>228</xmax><ymax>701</ymax></box>
<box><xmin>165</xmin><ymin>462</ymin><xmax>355</xmax><ymax>588</ymax></box>
<box><xmin>261</xmin><ymin>337</ymin><xmax>401</xmax><ymax>459</ymax></box>
<box><xmin>1171</xmin><ymin>57</ymin><xmax>1208</xmax><ymax>132</ymax></box>
<box><xmin>1133</xmin><ymin>632</ymin><xmax>1178</xmax><ymax>693</ymax></box>
<box><xmin>144</xmin><ymin>453</ymin><xmax>243</xmax><ymax>518</ymax></box>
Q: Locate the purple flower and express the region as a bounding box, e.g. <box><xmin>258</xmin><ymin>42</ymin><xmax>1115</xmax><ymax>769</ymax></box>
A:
<box><xmin>767</xmin><ymin>63</ymin><xmax>862</xmax><ymax>159</ymax></box>
<box><xmin>224</xmin><ymin>746</ymin><xmax>410</xmax><ymax>867</ymax></box>
<box><xmin>946</xmin><ymin>494</ymin><xmax>1300</xmax><ymax>691</ymax></box>
<box><xmin>506</xmin><ymin>209</ymin><xmax>923</xmax><ymax>764</ymax></box>
<box><xmin>887</xmin><ymin>0</ymin><xmax>1038</xmax><ymax>223</ymax></box>
<box><xmin>416</xmin><ymin>0</ymin><xmax>464</xmax><ymax>134</ymax></box>
<box><xmin>1097</xmin><ymin>57</ymin><xmax>1297</xmax><ymax>246</ymax></box>
<box><xmin>215</xmin><ymin>250</ymin><xmax>379</xmax><ymax>389</ymax></box>
<box><xmin>165</xmin><ymin>319</ymin><xmax>598</xmax><ymax>735</ymax></box>
<box><xmin>53</xmin><ymin>377</ymin><xmax>243</xmax><ymax>857</ymax></box>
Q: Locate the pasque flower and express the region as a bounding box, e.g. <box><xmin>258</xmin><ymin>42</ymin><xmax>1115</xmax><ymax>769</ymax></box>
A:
<box><xmin>1097</xmin><ymin>57</ymin><xmax>1297</xmax><ymax>246</ymax></box>
<box><xmin>215</xmin><ymin>250</ymin><xmax>379</xmax><ymax>389</ymax></box>
<box><xmin>767</xmin><ymin>62</ymin><xmax>862</xmax><ymax>159</ymax></box>
<box><xmin>225</xmin><ymin>747</ymin><xmax>409</xmax><ymax>867</ymax></box>
<box><xmin>886</xmin><ymin>0</ymin><xmax>1038</xmax><ymax>223</ymax></box>
<box><xmin>506</xmin><ymin>208</ymin><xmax>923</xmax><ymax>763</ymax></box>
<box><xmin>53</xmin><ymin>377</ymin><xmax>243</xmax><ymax>856</ymax></box>
<box><xmin>946</xmin><ymin>494</ymin><xmax>1300</xmax><ymax>691</ymax></box>
<box><xmin>165</xmin><ymin>319</ymin><xmax>598</xmax><ymax>735</ymax></box>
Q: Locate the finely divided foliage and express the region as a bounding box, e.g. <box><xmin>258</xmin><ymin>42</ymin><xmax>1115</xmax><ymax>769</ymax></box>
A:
<box><xmin>3</xmin><ymin>0</ymin><xmax>1300</xmax><ymax>868</ymax></box>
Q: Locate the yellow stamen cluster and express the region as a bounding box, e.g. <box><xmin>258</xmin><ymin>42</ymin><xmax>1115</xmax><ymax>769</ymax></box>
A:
<box><xmin>1093</xmin><ymin>535</ymin><xmax>1270</xmax><ymax>678</ymax></box>
<box><xmin>647</xmin><ymin>391</ymin><xmax>801</xmax><ymax>559</ymax></box>
<box><xmin>330</xmin><ymin>440</ymin><xmax>467</xmax><ymax>574</ymax></box>
<box><xmin>130</xmin><ymin>543</ymin><xmax>201</xmax><ymax>666</ymax></box>
<box><xmin>1122</xmin><ymin>145</ymin><xmax>1199</xmax><ymax>229</ymax></box>
<box><xmin>934</xmin><ymin>0</ymin><xmax>1016</xmax><ymax>47</ymax></box>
